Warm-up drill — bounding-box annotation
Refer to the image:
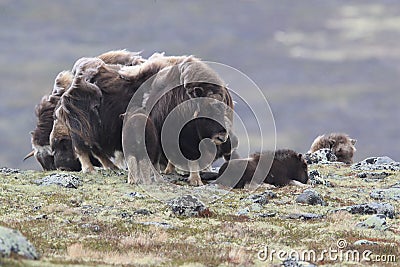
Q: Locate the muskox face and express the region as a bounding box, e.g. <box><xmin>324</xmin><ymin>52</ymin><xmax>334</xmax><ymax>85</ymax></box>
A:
<box><xmin>32</xmin><ymin>144</ymin><xmax>55</xmax><ymax>171</ymax></box>
<box><xmin>331</xmin><ymin>139</ymin><xmax>356</xmax><ymax>164</ymax></box>
<box><xmin>51</xmin><ymin>137</ymin><xmax>81</xmax><ymax>171</ymax></box>
<box><xmin>50</xmin><ymin>112</ymin><xmax>82</xmax><ymax>171</ymax></box>
<box><xmin>287</xmin><ymin>153</ymin><xmax>309</xmax><ymax>184</ymax></box>
<box><xmin>187</xmin><ymin>84</ymin><xmax>232</xmax><ymax>146</ymax></box>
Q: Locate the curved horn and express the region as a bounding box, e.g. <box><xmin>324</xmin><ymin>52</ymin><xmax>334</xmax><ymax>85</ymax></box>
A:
<box><xmin>23</xmin><ymin>150</ymin><xmax>35</xmax><ymax>161</ymax></box>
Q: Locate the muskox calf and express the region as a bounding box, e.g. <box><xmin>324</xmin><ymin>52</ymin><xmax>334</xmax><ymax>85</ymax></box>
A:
<box><xmin>308</xmin><ymin>133</ymin><xmax>356</xmax><ymax>164</ymax></box>
<box><xmin>217</xmin><ymin>149</ymin><xmax>309</xmax><ymax>189</ymax></box>
<box><xmin>122</xmin><ymin>109</ymin><xmax>160</xmax><ymax>184</ymax></box>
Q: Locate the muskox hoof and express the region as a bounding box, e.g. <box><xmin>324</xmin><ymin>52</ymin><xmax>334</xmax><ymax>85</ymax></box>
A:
<box><xmin>162</xmin><ymin>161</ymin><xmax>175</xmax><ymax>175</ymax></box>
<box><xmin>82</xmin><ymin>166</ymin><xmax>96</xmax><ymax>174</ymax></box>
<box><xmin>188</xmin><ymin>173</ymin><xmax>204</xmax><ymax>186</ymax></box>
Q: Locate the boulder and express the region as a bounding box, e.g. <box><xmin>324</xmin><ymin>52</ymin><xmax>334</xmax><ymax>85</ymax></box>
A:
<box><xmin>0</xmin><ymin>226</ymin><xmax>38</xmax><ymax>260</ymax></box>
<box><xmin>296</xmin><ymin>189</ymin><xmax>326</xmax><ymax>206</ymax></box>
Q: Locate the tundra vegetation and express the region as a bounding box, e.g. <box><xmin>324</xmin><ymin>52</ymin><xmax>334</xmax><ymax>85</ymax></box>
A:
<box><xmin>0</xmin><ymin>161</ymin><xmax>399</xmax><ymax>266</ymax></box>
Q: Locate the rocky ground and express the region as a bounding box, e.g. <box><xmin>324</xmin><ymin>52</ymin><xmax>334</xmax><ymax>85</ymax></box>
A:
<box><xmin>0</xmin><ymin>158</ymin><xmax>399</xmax><ymax>266</ymax></box>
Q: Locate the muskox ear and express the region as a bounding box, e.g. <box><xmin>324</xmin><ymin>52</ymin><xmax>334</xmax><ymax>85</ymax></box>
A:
<box><xmin>351</xmin><ymin>139</ymin><xmax>357</xmax><ymax>145</ymax></box>
<box><xmin>187</xmin><ymin>86</ymin><xmax>204</xmax><ymax>98</ymax></box>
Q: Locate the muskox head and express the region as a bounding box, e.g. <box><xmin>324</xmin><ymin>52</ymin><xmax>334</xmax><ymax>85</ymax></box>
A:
<box><xmin>276</xmin><ymin>150</ymin><xmax>309</xmax><ymax>184</ymax></box>
<box><xmin>50</xmin><ymin>106</ymin><xmax>81</xmax><ymax>171</ymax></box>
<box><xmin>309</xmin><ymin>133</ymin><xmax>356</xmax><ymax>164</ymax></box>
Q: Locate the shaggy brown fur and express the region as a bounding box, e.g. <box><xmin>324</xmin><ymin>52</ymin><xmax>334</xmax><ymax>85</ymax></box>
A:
<box><xmin>26</xmin><ymin>95</ymin><xmax>58</xmax><ymax>170</ymax></box>
<box><xmin>27</xmin><ymin>50</ymin><xmax>144</xmax><ymax>171</ymax></box>
<box><xmin>309</xmin><ymin>133</ymin><xmax>356</xmax><ymax>164</ymax></box>
<box><xmin>217</xmin><ymin>149</ymin><xmax>309</xmax><ymax>189</ymax></box>
<box><xmin>143</xmin><ymin>57</ymin><xmax>234</xmax><ymax>186</ymax></box>
<box><xmin>122</xmin><ymin>109</ymin><xmax>159</xmax><ymax>184</ymax></box>
<box><xmin>59</xmin><ymin>53</ymin><xmax>191</xmax><ymax>173</ymax></box>
<box><xmin>97</xmin><ymin>49</ymin><xmax>144</xmax><ymax>66</ymax></box>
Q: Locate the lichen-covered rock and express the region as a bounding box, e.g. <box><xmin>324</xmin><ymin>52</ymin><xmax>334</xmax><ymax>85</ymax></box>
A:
<box><xmin>282</xmin><ymin>257</ymin><xmax>317</xmax><ymax>267</ymax></box>
<box><xmin>304</xmin><ymin>148</ymin><xmax>337</xmax><ymax>164</ymax></box>
<box><xmin>283</xmin><ymin>213</ymin><xmax>324</xmax><ymax>220</ymax></box>
<box><xmin>336</xmin><ymin>202</ymin><xmax>395</xmax><ymax>218</ymax></box>
<box><xmin>353</xmin><ymin>239</ymin><xmax>378</xmax><ymax>246</ymax></box>
<box><xmin>356</xmin><ymin>214</ymin><xmax>388</xmax><ymax>230</ymax></box>
<box><xmin>308</xmin><ymin>170</ymin><xmax>333</xmax><ymax>187</ymax></box>
<box><xmin>295</xmin><ymin>189</ymin><xmax>326</xmax><ymax>206</ymax></box>
<box><xmin>357</xmin><ymin>171</ymin><xmax>390</xmax><ymax>181</ymax></box>
<box><xmin>370</xmin><ymin>187</ymin><xmax>400</xmax><ymax>201</ymax></box>
<box><xmin>352</xmin><ymin>156</ymin><xmax>400</xmax><ymax>171</ymax></box>
<box><xmin>126</xmin><ymin>192</ymin><xmax>145</xmax><ymax>199</ymax></box>
<box><xmin>0</xmin><ymin>226</ymin><xmax>38</xmax><ymax>260</ymax></box>
<box><xmin>0</xmin><ymin>167</ymin><xmax>20</xmax><ymax>175</ymax></box>
<box><xmin>34</xmin><ymin>173</ymin><xmax>81</xmax><ymax>188</ymax></box>
<box><xmin>245</xmin><ymin>190</ymin><xmax>277</xmax><ymax>205</ymax></box>
<box><xmin>167</xmin><ymin>195</ymin><xmax>210</xmax><ymax>217</ymax></box>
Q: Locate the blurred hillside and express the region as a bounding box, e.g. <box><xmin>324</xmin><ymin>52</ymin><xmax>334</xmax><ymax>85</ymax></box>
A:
<box><xmin>0</xmin><ymin>0</ymin><xmax>399</xmax><ymax>170</ymax></box>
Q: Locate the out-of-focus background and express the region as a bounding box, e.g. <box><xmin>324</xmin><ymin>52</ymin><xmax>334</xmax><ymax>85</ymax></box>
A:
<box><xmin>1</xmin><ymin>0</ymin><xmax>399</xmax><ymax>170</ymax></box>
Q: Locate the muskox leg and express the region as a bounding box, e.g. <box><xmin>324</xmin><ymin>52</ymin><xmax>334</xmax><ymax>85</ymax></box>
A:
<box><xmin>188</xmin><ymin>161</ymin><xmax>203</xmax><ymax>186</ymax></box>
<box><xmin>93</xmin><ymin>152</ymin><xmax>119</xmax><ymax>170</ymax></box>
<box><xmin>76</xmin><ymin>151</ymin><xmax>95</xmax><ymax>173</ymax></box>
<box><xmin>127</xmin><ymin>155</ymin><xmax>138</xmax><ymax>184</ymax></box>
<box><xmin>113</xmin><ymin>150</ymin><xmax>126</xmax><ymax>169</ymax></box>
<box><xmin>127</xmin><ymin>156</ymin><xmax>155</xmax><ymax>184</ymax></box>
<box><xmin>162</xmin><ymin>161</ymin><xmax>175</xmax><ymax>174</ymax></box>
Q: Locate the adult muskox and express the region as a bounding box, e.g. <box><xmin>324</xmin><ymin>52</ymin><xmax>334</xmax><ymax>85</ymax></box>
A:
<box><xmin>124</xmin><ymin>56</ymin><xmax>235</xmax><ymax>186</ymax></box>
<box><xmin>58</xmin><ymin>53</ymin><xmax>191</xmax><ymax>173</ymax></box>
<box><xmin>25</xmin><ymin>50</ymin><xmax>144</xmax><ymax>171</ymax></box>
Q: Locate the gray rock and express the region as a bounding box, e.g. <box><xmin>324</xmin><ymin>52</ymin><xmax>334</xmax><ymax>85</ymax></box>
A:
<box><xmin>370</xmin><ymin>187</ymin><xmax>400</xmax><ymax>201</ymax></box>
<box><xmin>126</xmin><ymin>192</ymin><xmax>145</xmax><ymax>199</ymax></box>
<box><xmin>167</xmin><ymin>195</ymin><xmax>209</xmax><ymax>217</ymax></box>
<box><xmin>338</xmin><ymin>202</ymin><xmax>395</xmax><ymax>219</ymax></box>
<box><xmin>283</xmin><ymin>257</ymin><xmax>317</xmax><ymax>267</ymax></box>
<box><xmin>352</xmin><ymin>157</ymin><xmax>400</xmax><ymax>171</ymax></box>
<box><xmin>134</xmin><ymin>209</ymin><xmax>153</xmax><ymax>216</ymax></box>
<box><xmin>0</xmin><ymin>167</ymin><xmax>20</xmax><ymax>175</ymax></box>
<box><xmin>304</xmin><ymin>149</ymin><xmax>337</xmax><ymax>164</ymax></box>
<box><xmin>295</xmin><ymin>189</ymin><xmax>326</xmax><ymax>206</ymax></box>
<box><xmin>308</xmin><ymin>170</ymin><xmax>333</xmax><ymax>187</ymax></box>
<box><xmin>237</xmin><ymin>207</ymin><xmax>250</xmax><ymax>216</ymax></box>
<box><xmin>357</xmin><ymin>171</ymin><xmax>390</xmax><ymax>181</ymax></box>
<box><xmin>35</xmin><ymin>173</ymin><xmax>81</xmax><ymax>188</ymax></box>
<box><xmin>353</xmin><ymin>239</ymin><xmax>378</xmax><ymax>246</ymax></box>
<box><xmin>245</xmin><ymin>190</ymin><xmax>277</xmax><ymax>205</ymax></box>
<box><xmin>0</xmin><ymin>226</ymin><xmax>38</xmax><ymax>260</ymax></box>
<box><xmin>356</xmin><ymin>214</ymin><xmax>388</xmax><ymax>230</ymax></box>
<box><xmin>283</xmin><ymin>213</ymin><xmax>324</xmax><ymax>220</ymax></box>
<box><xmin>259</xmin><ymin>212</ymin><xmax>276</xmax><ymax>218</ymax></box>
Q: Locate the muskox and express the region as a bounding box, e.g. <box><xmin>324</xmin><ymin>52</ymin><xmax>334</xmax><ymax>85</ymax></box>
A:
<box><xmin>136</xmin><ymin>57</ymin><xmax>234</xmax><ymax>186</ymax></box>
<box><xmin>217</xmin><ymin>149</ymin><xmax>309</xmax><ymax>189</ymax></box>
<box><xmin>308</xmin><ymin>133</ymin><xmax>357</xmax><ymax>164</ymax></box>
<box><xmin>26</xmin><ymin>50</ymin><xmax>144</xmax><ymax>171</ymax></box>
<box><xmin>58</xmin><ymin>53</ymin><xmax>191</xmax><ymax>173</ymax></box>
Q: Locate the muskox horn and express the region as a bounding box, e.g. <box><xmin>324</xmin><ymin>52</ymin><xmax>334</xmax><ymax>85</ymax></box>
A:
<box><xmin>23</xmin><ymin>150</ymin><xmax>35</xmax><ymax>161</ymax></box>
